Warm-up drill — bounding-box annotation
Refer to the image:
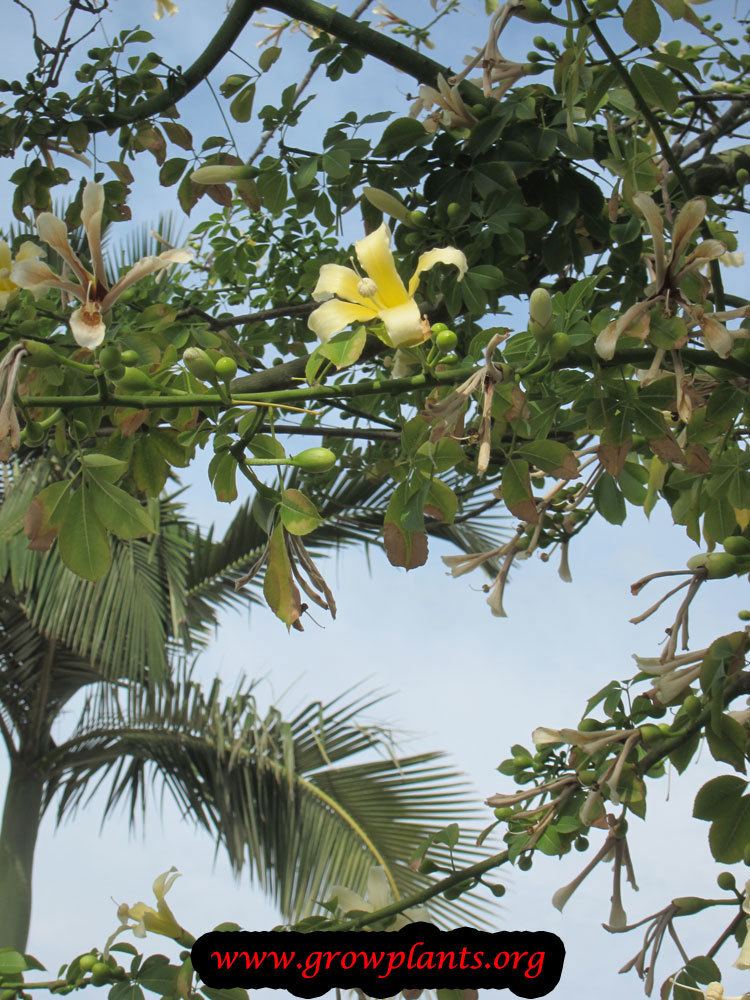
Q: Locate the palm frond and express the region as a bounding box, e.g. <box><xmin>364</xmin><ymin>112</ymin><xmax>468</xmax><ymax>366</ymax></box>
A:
<box><xmin>41</xmin><ymin>676</ymin><xmax>495</xmax><ymax>929</ymax></box>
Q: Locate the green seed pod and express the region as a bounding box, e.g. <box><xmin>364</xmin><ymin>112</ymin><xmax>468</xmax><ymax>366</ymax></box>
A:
<box><xmin>114</xmin><ymin>367</ymin><xmax>154</xmax><ymax>392</ymax></box>
<box><xmin>672</xmin><ymin>896</ymin><xmax>713</xmax><ymax>916</ymax></box>
<box><xmin>529</xmin><ymin>288</ymin><xmax>553</xmax><ymax>330</ymax></box>
<box><xmin>518</xmin><ymin>0</ymin><xmax>549</xmax><ymax>21</ymax></box>
<box><xmin>717</xmin><ymin>871</ymin><xmax>736</xmax><ymax>891</ymax></box>
<box><xmin>90</xmin><ymin>962</ymin><xmax>111</xmax><ymax>979</ymax></box>
<box><xmin>723</xmin><ymin>535</ymin><xmax>750</xmax><ymax>556</ymax></box>
<box><xmin>215</xmin><ymin>356</ymin><xmax>238</xmax><ymax>381</ymax></box>
<box><xmin>739</xmin><ymin>610</ymin><xmax>750</xmax><ymax>622</ymax></box>
<box><xmin>517</xmin><ymin>855</ymin><xmax>533</xmax><ymax>871</ymax></box>
<box><xmin>435</xmin><ymin>329</ymin><xmax>458</xmax><ymax>353</ymax></box>
<box><xmin>548</xmin><ymin>331</ymin><xmax>570</xmax><ymax>361</ymax></box>
<box><xmin>574</xmin><ymin>835</ymin><xmax>589</xmax><ymax>852</ymax></box>
<box><xmin>493</xmin><ymin>806</ymin><xmax>514</xmax><ymax>821</ymax></box>
<box><xmin>22</xmin><ymin>339</ymin><xmax>61</xmax><ymax>367</ymax></box>
<box><xmin>705</xmin><ymin>552</ymin><xmax>739</xmax><ymax>579</ymax></box>
<box><xmin>291</xmin><ymin>447</ymin><xmax>336</xmax><ymax>474</ymax></box>
<box><xmin>489</xmin><ymin>883</ymin><xmax>506</xmax><ymax>897</ymax></box>
<box><xmin>639</xmin><ymin>724</ymin><xmax>662</xmax><ymax>746</ymax></box>
<box><xmin>98</xmin><ymin>345</ymin><xmax>122</xmax><ymax>371</ymax></box>
<box><xmin>737</xmin><ymin>167</ymin><xmax>750</xmax><ymax>186</ymax></box>
<box><xmin>78</xmin><ymin>955</ymin><xmax>97</xmax><ymax>973</ymax></box>
<box><xmin>120</xmin><ymin>349</ymin><xmax>140</xmax><ymax>366</ymax></box>
<box><xmin>183</xmin><ymin>347</ymin><xmax>217</xmax><ymax>381</ymax></box>
<box><xmin>191</xmin><ymin>164</ymin><xmax>257</xmax><ymax>185</ymax></box>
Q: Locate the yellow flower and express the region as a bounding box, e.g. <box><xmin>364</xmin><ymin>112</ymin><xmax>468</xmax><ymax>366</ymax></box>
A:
<box><xmin>154</xmin><ymin>0</ymin><xmax>179</xmax><ymax>19</ymax></box>
<box><xmin>330</xmin><ymin>866</ymin><xmax>429</xmax><ymax>930</ymax></box>
<box><xmin>12</xmin><ymin>181</ymin><xmax>192</xmax><ymax>349</ymax></box>
<box><xmin>117</xmin><ymin>867</ymin><xmax>184</xmax><ymax>941</ymax></box>
<box><xmin>409</xmin><ymin>74</ymin><xmax>478</xmax><ymax>133</ymax></box>
<box><xmin>308</xmin><ymin>223</ymin><xmax>467</xmax><ymax>349</ymax></box>
<box><xmin>0</xmin><ymin>240</ymin><xmax>44</xmax><ymax>308</ymax></box>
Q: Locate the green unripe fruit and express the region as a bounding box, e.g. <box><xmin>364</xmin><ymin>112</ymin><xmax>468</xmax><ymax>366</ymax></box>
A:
<box><xmin>737</xmin><ymin>168</ymin><xmax>750</xmax><ymax>186</ymax></box>
<box><xmin>527</xmin><ymin>51</ymin><xmax>544</xmax><ymax>62</ymax></box>
<box><xmin>291</xmin><ymin>447</ymin><xmax>336</xmax><ymax>474</ymax></box>
<box><xmin>405</xmin><ymin>232</ymin><xmax>423</xmax><ymax>248</ymax></box>
<box><xmin>519</xmin><ymin>0</ymin><xmax>549</xmax><ymax>21</ymax></box>
<box><xmin>23</xmin><ymin>340</ymin><xmax>62</xmax><ymax>367</ymax></box>
<box><xmin>91</xmin><ymin>963</ymin><xmax>110</xmax><ymax>979</ymax></box>
<box><xmin>533</xmin><ymin>35</ymin><xmax>548</xmax><ymax>48</ymax></box>
<box><xmin>431</xmin><ymin>323</ymin><xmax>449</xmax><ymax>335</ymax></box>
<box><xmin>577</xmin><ymin>718</ymin><xmax>601</xmax><ymax>732</ymax></box>
<box><xmin>574</xmin><ymin>835</ymin><xmax>589</xmax><ymax>852</ymax></box>
<box><xmin>529</xmin><ymin>287</ymin><xmax>553</xmax><ymax>329</ymax></box>
<box><xmin>548</xmin><ymin>332</ymin><xmax>570</xmax><ymax>361</ymax></box>
<box><xmin>470</xmin><ymin>104</ymin><xmax>489</xmax><ymax>119</ymax></box>
<box><xmin>739</xmin><ymin>610</ymin><xmax>750</xmax><ymax>622</ymax></box>
<box><xmin>723</xmin><ymin>535</ymin><xmax>750</xmax><ymax>556</ymax></box>
<box><xmin>120</xmin><ymin>350</ymin><xmax>139</xmax><ymax>366</ymax></box>
<box><xmin>215</xmin><ymin>356</ymin><xmax>238</xmax><ymax>380</ymax></box>
<box><xmin>114</xmin><ymin>367</ymin><xmax>153</xmax><ymax>392</ymax></box>
<box><xmin>79</xmin><ymin>955</ymin><xmax>97</xmax><ymax>973</ymax></box>
<box><xmin>489</xmin><ymin>883</ymin><xmax>506</xmax><ymax>897</ymax></box>
<box><xmin>717</xmin><ymin>871</ymin><xmax>736</xmax><ymax>891</ymax></box>
<box><xmin>435</xmin><ymin>329</ymin><xmax>458</xmax><ymax>353</ymax></box>
<box><xmin>682</xmin><ymin>694</ymin><xmax>702</xmax><ymax>716</ymax></box>
<box><xmin>705</xmin><ymin>552</ymin><xmax>739</xmax><ymax>579</ymax></box>
<box><xmin>578</xmin><ymin>769</ymin><xmax>597</xmax><ymax>786</ymax></box>
<box><xmin>687</xmin><ymin>553</ymin><xmax>709</xmax><ymax>571</ymax></box>
<box><xmin>98</xmin><ymin>345</ymin><xmax>122</xmax><ymax>371</ymax></box>
<box><xmin>446</xmin><ymin>202</ymin><xmax>463</xmax><ymax>221</ymax></box>
<box><xmin>439</xmin><ymin>353</ymin><xmax>459</xmax><ymax>366</ymax></box>
<box><xmin>107</xmin><ymin>365</ymin><xmax>126</xmax><ymax>382</ymax></box>
<box><xmin>493</xmin><ymin>806</ymin><xmax>514</xmax><ymax>821</ymax></box>
<box><xmin>183</xmin><ymin>347</ymin><xmax>217</xmax><ymax>381</ymax></box>
<box><xmin>407</xmin><ymin>209</ymin><xmax>428</xmax><ymax>227</ymax></box>
<box><xmin>517</xmin><ymin>855</ymin><xmax>533</xmax><ymax>871</ymax></box>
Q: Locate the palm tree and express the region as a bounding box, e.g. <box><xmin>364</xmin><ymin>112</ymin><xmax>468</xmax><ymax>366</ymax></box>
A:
<box><xmin>0</xmin><ymin>456</ymin><xmax>508</xmax><ymax>951</ymax></box>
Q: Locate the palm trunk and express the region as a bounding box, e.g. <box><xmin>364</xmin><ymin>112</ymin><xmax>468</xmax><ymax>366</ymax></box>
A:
<box><xmin>0</xmin><ymin>757</ymin><xmax>44</xmax><ymax>951</ymax></box>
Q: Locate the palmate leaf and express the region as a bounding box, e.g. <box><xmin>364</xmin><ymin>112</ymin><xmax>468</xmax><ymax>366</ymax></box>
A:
<box><xmin>41</xmin><ymin>678</ymin><xmax>495</xmax><ymax>929</ymax></box>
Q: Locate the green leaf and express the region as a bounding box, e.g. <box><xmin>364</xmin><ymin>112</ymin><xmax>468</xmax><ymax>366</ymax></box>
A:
<box><xmin>208</xmin><ymin>452</ymin><xmax>239</xmax><ymax>503</ymax></box>
<box><xmin>501</xmin><ymin>460</ymin><xmax>538</xmax><ymax>523</ymax></box>
<box><xmin>229</xmin><ymin>83</ymin><xmax>256</xmax><ymax>123</ymax></box>
<box><xmin>263</xmin><ymin>523</ymin><xmax>302</xmax><ymax>627</ymax></box>
<box><xmin>0</xmin><ymin>949</ymin><xmax>29</xmax><ymax>976</ymax></box>
<box><xmin>80</xmin><ymin>452</ymin><xmax>128</xmax><ymax>482</ymax></box>
<box><xmin>257</xmin><ymin>168</ymin><xmax>288</xmax><ymax>215</ymax></box>
<box><xmin>248</xmin><ymin>434</ymin><xmax>286</xmax><ymax>460</ymax></box>
<box><xmin>132</xmin><ymin>438</ymin><xmax>169</xmax><ymax>497</ymax></box>
<box><xmin>293</xmin><ymin>156</ymin><xmax>319</xmax><ymax>189</ymax></box>
<box><xmin>57</xmin><ymin>486</ymin><xmax>111</xmax><ymax>581</ymax></box>
<box><xmin>159</xmin><ymin>157</ymin><xmax>188</xmax><ymax>187</ymax></box>
<box><xmin>318</xmin><ymin>326</ymin><xmax>367</xmax><ymax>370</ymax></box>
<box><xmin>259</xmin><ymin>46</ymin><xmax>281</xmax><ymax>72</ymax></box>
<box><xmin>593</xmin><ymin>473</ymin><xmax>627</xmax><ymax>525</ymax></box>
<box><xmin>137</xmin><ymin>955</ymin><xmax>180</xmax><ymax>996</ymax></box>
<box><xmin>631</xmin><ymin>64</ymin><xmax>678</xmax><ymax>113</ymax></box>
<box><xmin>517</xmin><ymin>440</ymin><xmax>579</xmax><ymax>479</ymax></box>
<box><xmin>623</xmin><ymin>0</ymin><xmax>661</xmax><ymax>45</ymax></box>
<box><xmin>424</xmin><ymin>479</ymin><xmax>458</xmax><ymax>523</ymax></box>
<box><xmin>322</xmin><ymin>148</ymin><xmax>352</xmax><ymax>180</ymax></box>
<box><xmin>201</xmin><ymin>989</ymin><xmax>249</xmax><ymax>1000</ymax></box>
<box><xmin>709</xmin><ymin>794</ymin><xmax>750</xmax><ymax>863</ymax></box>
<box><xmin>109</xmin><ymin>985</ymin><xmax>146</xmax><ymax>1000</ymax></box>
<box><xmin>280</xmin><ymin>489</ymin><xmax>322</xmax><ymax>536</ymax></box>
<box><xmin>87</xmin><ymin>475</ymin><xmax>156</xmax><ymax>540</ymax></box>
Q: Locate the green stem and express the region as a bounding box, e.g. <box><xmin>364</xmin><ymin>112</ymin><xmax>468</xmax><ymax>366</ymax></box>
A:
<box><xmin>0</xmin><ymin>758</ymin><xmax>45</xmax><ymax>951</ymax></box>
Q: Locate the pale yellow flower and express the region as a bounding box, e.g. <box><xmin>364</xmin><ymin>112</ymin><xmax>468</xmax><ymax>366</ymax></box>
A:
<box><xmin>308</xmin><ymin>223</ymin><xmax>467</xmax><ymax>349</ymax></box>
<box><xmin>117</xmin><ymin>867</ymin><xmax>184</xmax><ymax>941</ymax></box>
<box><xmin>0</xmin><ymin>240</ymin><xmax>44</xmax><ymax>308</ymax></box>
<box><xmin>12</xmin><ymin>182</ymin><xmax>192</xmax><ymax>349</ymax></box>
<box><xmin>330</xmin><ymin>866</ymin><xmax>429</xmax><ymax>930</ymax></box>
<box><xmin>154</xmin><ymin>0</ymin><xmax>179</xmax><ymax>19</ymax></box>
<box><xmin>409</xmin><ymin>74</ymin><xmax>478</xmax><ymax>133</ymax></box>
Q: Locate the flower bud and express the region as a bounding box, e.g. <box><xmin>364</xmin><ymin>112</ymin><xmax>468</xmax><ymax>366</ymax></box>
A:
<box><xmin>291</xmin><ymin>447</ymin><xmax>336</xmax><ymax>474</ymax></box>
<box><xmin>529</xmin><ymin>288</ymin><xmax>553</xmax><ymax>330</ymax></box>
<box><xmin>705</xmin><ymin>552</ymin><xmax>739</xmax><ymax>579</ymax></box>
<box><xmin>183</xmin><ymin>347</ymin><xmax>217</xmax><ymax>381</ymax></box>
<box><xmin>22</xmin><ymin>340</ymin><xmax>61</xmax><ymax>367</ymax></box>
<box><xmin>114</xmin><ymin>367</ymin><xmax>154</xmax><ymax>391</ymax></box>
<box><xmin>672</xmin><ymin>896</ymin><xmax>713</xmax><ymax>915</ymax></box>
<box><xmin>191</xmin><ymin>165</ymin><xmax>257</xmax><ymax>185</ymax></box>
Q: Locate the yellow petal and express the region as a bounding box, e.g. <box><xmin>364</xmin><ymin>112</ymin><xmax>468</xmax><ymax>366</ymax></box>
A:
<box><xmin>312</xmin><ymin>264</ymin><xmax>372</xmax><ymax>306</ymax></box>
<box><xmin>102</xmin><ymin>248</ymin><xmax>192</xmax><ymax>310</ymax></box>
<box><xmin>379</xmin><ymin>299</ymin><xmax>424</xmax><ymax>348</ymax></box>
<box><xmin>36</xmin><ymin>212</ymin><xmax>90</xmax><ymax>288</ymax></box>
<box><xmin>307</xmin><ymin>299</ymin><xmax>377</xmax><ymax>342</ymax></box>
<box><xmin>407</xmin><ymin>246</ymin><xmax>468</xmax><ymax>297</ymax></box>
<box><xmin>594</xmin><ymin>320</ymin><xmax>619</xmax><ymax>361</ymax></box>
<box><xmin>632</xmin><ymin>193</ymin><xmax>666</xmax><ymax>286</ymax></box>
<box><xmin>81</xmin><ymin>181</ymin><xmax>107</xmax><ymax>289</ymax></box>
<box><xmin>354</xmin><ymin>224</ymin><xmax>409</xmax><ymax>308</ymax></box>
<box><xmin>70</xmin><ymin>305</ymin><xmax>106</xmax><ymax>349</ymax></box>
<box><xmin>15</xmin><ymin>241</ymin><xmax>44</xmax><ymax>263</ymax></box>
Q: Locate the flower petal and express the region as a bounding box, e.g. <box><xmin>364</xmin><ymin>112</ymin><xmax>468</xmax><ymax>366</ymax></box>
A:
<box><xmin>15</xmin><ymin>241</ymin><xmax>44</xmax><ymax>263</ymax></box>
<box><xmin>36</xmin><ymin>212</ymin><xmax>91</xmax><ymax>288</ymax></box>
<box><xmin>632</xmin><ymin>193</ymin><xmax>666</xmax><ymax>287</ymax></box>
<box><xmin>102</xmin><ymin>248</ymin><xmax>192</xmax><ymax>310</ymax></box>
<box><xmin>366</xmin><ymin>867</ymin><xmax>393</xmax><ymax>912</ymax></box>
<box><xmin>70</xmin><ymin>306</ymin><xmax>106</xmax><ymax>349</ymax></box>
<box><xmin>379</xmin><ymin>299</ymin><xmax>424</xmax><ymax>348</ymax></box>
<box><xmin>0</xmin><ymin>242</ymin><xmax>11</xmax><ymax>271</ymax></box>
<box><xmin>701</xmin><ymin>317</ymin><xmax>734</xmax><ymax>359</ymax></box>
<box><xmin>11</xmin><ymin>259</ymin><xmax>83</xmax><ymax>300</ymax></box>
<box><xmin>594</xmin><ymin>320</ymin><xmax>619</xmax><ymax>361</ymax></box>
<box><xmin>671</xmin><ymin>198</ymin><xmax>706</xmax><ymax>268</ymax></box>
<box><xmin>312</xmin><ymin>264</ymin><xmax>372</xmax><ymax>306</ymax></box>
<box><xmin>407</xmin><ymin>246</ymin><xmax>468</xmax><ymax>297</ymax></box>
<box><xmin>330</xmin><ymin>887</ymin><xmax>369</xmax><ymax>913</ymax></box>
<box><xmin>354</xmin><ymin>224</ymin><xmax>409</xmax><ymax>308</ymax></box>
<box><xmin>307</xmin><ymin>299</ymin><xmax>377</xmax><ymax>342</ymax></box>
<box><xmin>81</xmin><ymin>181</ymin><xmax>108</xmax><ymax>290</ymax></box>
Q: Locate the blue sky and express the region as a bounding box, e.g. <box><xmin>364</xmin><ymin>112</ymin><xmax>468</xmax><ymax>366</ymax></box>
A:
<box><xmin>1</xmin><ymin>0</ymin><xmax>750</xmax><ymax>997</ymax></box>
